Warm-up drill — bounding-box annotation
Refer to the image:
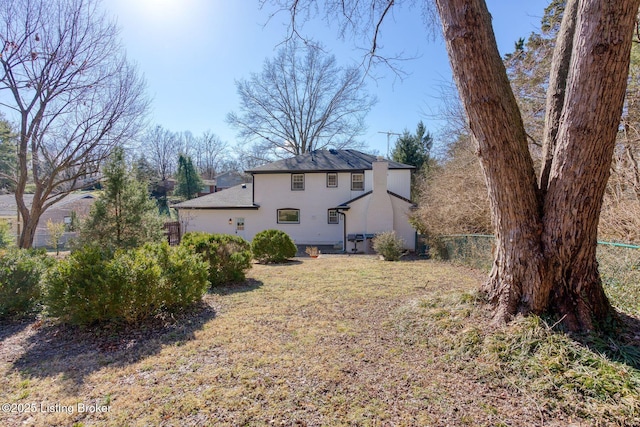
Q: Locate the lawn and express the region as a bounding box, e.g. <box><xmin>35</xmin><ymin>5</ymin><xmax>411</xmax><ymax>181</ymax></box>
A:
<box><xmin>0</xmin><ymin>256</ymin><xmax>638</xmax><ymax>426</ymax></box>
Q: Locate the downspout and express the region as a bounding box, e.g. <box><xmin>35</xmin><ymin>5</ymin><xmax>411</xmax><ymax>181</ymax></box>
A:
<box><xmin>337</xmin><ymin>209</ymin><xmax>348</xmax><ymax>253</ymax></box>
<box><xmin>251</xmin><ymin>173</ymin><xmax>255</xmax><ymax>204</ymax></box>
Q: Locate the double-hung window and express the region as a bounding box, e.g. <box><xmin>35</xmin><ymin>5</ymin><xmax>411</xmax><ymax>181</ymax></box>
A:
<box><xmin>291</xmin><ymin>173</ymin><xmax>305</xmax><ymax>190</ymax></box>
<box><xmin>351</xmin><ymin>172</ymin><xmax>364</xmax><ymax>191</ymax></box>
<box><xmin>328</xmin><ymin>209</ymin><xmax>339</xmax><ymax>224</ymax></box>
<box><xmin>326</xmin><ymin>173</ymin><xmax>338</xmax><ymax>188</ymax></box>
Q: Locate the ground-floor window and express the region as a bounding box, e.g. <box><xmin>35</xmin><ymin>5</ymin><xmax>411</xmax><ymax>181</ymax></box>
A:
<box><xmin>277</xmin><ymin>208</ymin><xmax>300</xmax><ymax>224</ymax></box>
<box><xmin>328</xmin><ymin>209</ymin><xmax>339</xmax><ymax>224</ymax></box>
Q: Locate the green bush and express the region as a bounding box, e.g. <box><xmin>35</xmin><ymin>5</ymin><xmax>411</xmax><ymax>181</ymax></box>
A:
<box><xmin>45</xmin><ymin>243</ymin><xmax>208</xmax><ymax>325</ymax></box>
<box><xmin>0</xmin><ymin>219</ymin><xmax>14</xmax><ymax>248</ymax></box>
<box><xmin>251</xmin><ymin>229</ymin><xmax>297</xmax><ymax>263</ymax></box>
<box><xmin>372</xmin><ymin>231</ymin><xmax>405</xmax><ymax>261</ymax></box>
<box><xmin>0</xmin><ymin>249</ymin><xmax>52</xmax><ymax>319</ymax></box>
<box><xmin>181</xmin><ymin>232</ymin><xmax>252</xmax><ymax>286</ymax></box>
<box><xmin>149</xmin><ymin>243</ymin><xmax>209</xmax><ymax>308</ymax></box>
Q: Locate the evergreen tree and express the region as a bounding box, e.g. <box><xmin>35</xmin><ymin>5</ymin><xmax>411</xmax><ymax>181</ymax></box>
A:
<box><xmin>134</xmin><ymin>155</ymin><xmax>158</xmax><ymax>185</ymax></box>
<box><xmin>175</xmin><ymin>154</ymin><xmax>203</xmax><ymax>200</ymax></box>
<box><xmin>0</xmin><ymin>116</ymin><xmax>17</xmax><ymax>191</ymax></box>
<box><xmin>391</xmin><ymin>121</ymin><xmax>433</xmax><ymax>199</ymax></box>
<box><xmin>391</xmin><ymin>121</ymin><xmax>433</xmax><ymax>171</ymax></box>
<box><xmin>77</xmin><ymin>147</ymin><xmax>164</xmax><ymax>250</ymax></box>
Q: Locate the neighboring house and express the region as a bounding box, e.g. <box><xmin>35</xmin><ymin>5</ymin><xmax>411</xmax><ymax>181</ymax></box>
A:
<box><xmin>197</xmin><ymin>179</ymin><xmax>217</xmax><ymax>197</ymax></box>
<box><xmin>0</xmin><ymin>192</ymin><xmax>96</xmax><ymax>247</ymax></box>
<box><xmin>174</xmin><ymin>149</ymin><xmax>417</xmax><ymax>252</ymax></box>
<box><xmin>197</xmin><ymin>172</ymin><xmax>251</xmax><ymax>197</ymax></box>
<box><xmin>213</xmin><ymin>170</ymin><xmax>251</xmax><ymax>193</ymax></box>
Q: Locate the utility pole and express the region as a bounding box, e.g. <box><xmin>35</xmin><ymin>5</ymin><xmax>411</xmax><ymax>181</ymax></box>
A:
<box><xmin>378</xmin><ymin>131</ymin><xmax>401</xmax><ymax>158</ymax></box>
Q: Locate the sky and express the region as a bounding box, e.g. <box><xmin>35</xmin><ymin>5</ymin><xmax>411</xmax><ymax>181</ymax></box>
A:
<box><xmin>103</xmin><ymin>0</ymin><xmax>551</xmax><ymax>158</ymax></box>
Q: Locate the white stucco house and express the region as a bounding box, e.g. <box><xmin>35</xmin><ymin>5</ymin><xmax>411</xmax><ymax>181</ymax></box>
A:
<box><xmin>174</xmin><ymin>149</ymin><xmax>417</xmax><ymax>252</ymax></box>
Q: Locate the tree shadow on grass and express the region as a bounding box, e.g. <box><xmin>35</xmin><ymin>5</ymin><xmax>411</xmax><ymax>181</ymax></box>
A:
<box><xmin>10</xmin><ymin>301</ymin><xmax>216</xmax><ymax>393</ymax></box>
<box><xmin>209</xmin><ymin>278</ymin><xmax>264</xmax><ymax>296</ymax></box>
<box><xmin>0</xmin><ymin>317</ymin><xmax>37</xmax><ymax>342</ymax></box>
<box><xmin>574</xmin><ymin>311</ymin><xmax>640</xmax><ymax>370</ymax></box>
<box><xmin>257</xmin><ymin>259</ymin><xmax>303</xmax><ymax>266</ymax></box>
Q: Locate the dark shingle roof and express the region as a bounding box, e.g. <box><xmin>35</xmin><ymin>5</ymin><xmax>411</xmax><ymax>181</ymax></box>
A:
<box><xmin>246</xmin><ymin>149</ymin><xmax>415</xmax><ymax>173</ymax></box>
<box><xmin>173</xmin><ymin>183</ymin><xmax>257</xmax><ymax>209</ymax></box>
<box><xmin>215</xmin><ymin>170</ymin><xmax>251</xmax><ymax>187</ymax></box>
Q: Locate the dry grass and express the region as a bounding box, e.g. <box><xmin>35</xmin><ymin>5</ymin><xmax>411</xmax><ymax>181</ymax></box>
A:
<box><xmin>0</xmin><ymin>256</ymin><xmax>638</xmax><ymax>426</ymax></box>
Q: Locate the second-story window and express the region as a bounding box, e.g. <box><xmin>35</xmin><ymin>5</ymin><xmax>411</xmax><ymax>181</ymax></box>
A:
<box><xmin>291</xmin><ymin>173</ymin><xmax>305</xmax><ymax>190</ymax></box>
<box><xmin>327</xmin><ymin>172</ymin><xmax>338</xmax><ymax>188</ymax></box>
<box><xmin>351</xmin><ymin>172</ymin><xmax>364</xmax><ymax>191</ymax></box>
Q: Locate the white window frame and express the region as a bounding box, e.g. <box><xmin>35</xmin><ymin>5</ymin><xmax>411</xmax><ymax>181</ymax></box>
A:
<box><xmin>351</xmin><ymin>172</ymin><xmax>364</xmax><ymax>191</ymax></box>
<box><xmin>326</xmin><ymin>172</ymin><xmax>338</xmax><ymax>188</ymax></box>
<box><xmin>328</xmin><ymin>209</ymin><xmax>339</xmax><ymax>224</ymax></box>
<box><xmin>291</xmin><ymin>173</ymin><xmax>305</xmax><ymax>191</ymax></box>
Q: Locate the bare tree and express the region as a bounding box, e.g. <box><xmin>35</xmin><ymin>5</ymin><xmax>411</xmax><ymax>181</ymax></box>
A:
<box><xmin>142</xmin><ymin>125</ymin><xmax>181</xmax><ymax>182</ymax></box>
<box><xmin>227</xmin><ymin>41</ymin><xmax>376</xmax><ymax>158</ymax></box>
<box><xmin>0</xmin><ymin>0</ymin><xmax>149</xmax><ymax>248</ymax></box>
<box><xmin>270</xmin><ymin>0</ymin><xmax>640</xmax><ymax>331</ymax></box>
<box><xmin>177</xmin><ymin>130</ymin><xmax>196</xmax><ymax>159</ymax></box>
<box><xmin>192</xmin><ymin>131</ymin><xmax>227</xmax><ymax>180</ymax></box>
<box><xmin>142</xmin><ymin>126</ymin><xmax>228</xmax><ymax>181</ymax></box>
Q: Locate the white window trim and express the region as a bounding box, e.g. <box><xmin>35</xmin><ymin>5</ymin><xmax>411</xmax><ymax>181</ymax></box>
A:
<box><xmin>291</xmin><ymin>173</ymin><xmax>305</xmax><ymax>191</ymax></box>
<box><xmin>351</xmin><ymin>172</ymin><xmax>364</xmax><ymax>191</ymax></box>
<box><xmin>277</xmin><ymin>208</ymin><xmax>300</xmax><ymax>224</ymax></box>
<box><xmin>327</xmin><ymin>172</ymin><xmax>338</xmax><ymax>188</ymax></box>
<box><xmin>328</xmin><ymin>209</ymin><xmax>339</xmax><ymax>224</ymax></box>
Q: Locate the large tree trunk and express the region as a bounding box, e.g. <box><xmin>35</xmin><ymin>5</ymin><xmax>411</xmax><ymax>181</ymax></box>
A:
<box><xmin>542</xmin><ymin>0</ymin><xmax>640</xmax><ymax>330</ymax></box>
<box><xmin>435</xmin><ymin>0</ymin><xmax>546</xmax><ymax>321</ymax></box>
<box><xmin>435</xmin><ymin>0</ymin><xmax>640</xmax><ymax>330</ymax></box>
<box><xmin>539</xmin><ymin>0</ymin><xmax>579</xmax><ymax>194</ymax></box>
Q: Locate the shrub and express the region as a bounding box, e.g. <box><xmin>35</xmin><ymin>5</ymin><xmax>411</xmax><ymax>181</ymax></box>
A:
<box><xmin>181</xmin><ymin>232</ymin><xmax>252</xmax><ymax>286</ymax></box>
<box><xmin>372</xmin><ymin>231</ymin><xmax>405</xmax><ymax>261</ymax></box>
<box><xmin>0</xmin><ymin>219</ymin><xmax>14</xmax><ymax>248</ymax></box>
<box><xmin>411</xmin><ymin>136</ymin><xmax>492</xmax><ymax>238</ymax></box>
<box><xmin>0</xmin><ymin>249</ymin><xmax>52</xmax><ymax>319</ymax></box>
<box><xmin>46</xmin><ymin>245</ymin><xmax>115</xmax><ymax>324</ymax></box>
<box><xmin>45</xmin><ymin>242</ymin><xmax>208</xmax><ymax>325</ymax></box>
<box><xmin>148</xmin><ymin>243</ymin><xmax>209</xmax><ymax>308</ymax></box>
<box><xmin>252</xmin><ymin>229</ymin><xmax>297</xmax><ymax>263</ymax></box>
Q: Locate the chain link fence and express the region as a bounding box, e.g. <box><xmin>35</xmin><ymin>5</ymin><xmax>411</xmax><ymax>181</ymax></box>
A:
<box><xmin>426</xmin><ymin>234</ymin><xmax>640</xmax><ymax>316</ymax></box>
<box><xmin>597</xmin><ymin>242</ymin><xmax>640</xmax><ymax>316</ymax></box>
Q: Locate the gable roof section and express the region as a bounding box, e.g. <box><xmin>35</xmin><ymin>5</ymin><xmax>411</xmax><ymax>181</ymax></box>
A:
<box><xmin>173</xmin><ymin>183</ymin><xmax>258</xmax><ymax>209</ymax></box>
<box><xmin>246</xmin><ymin>149</ymin><xmax>415</xmax><ymax>173</ymax></box>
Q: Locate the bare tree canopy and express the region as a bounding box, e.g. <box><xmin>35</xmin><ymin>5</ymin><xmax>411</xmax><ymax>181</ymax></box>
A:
<box><xmin>141</xmin><ymin>125</ymin><xmax>229</xmax><ymax>181</ymax></box>
<box><xmin>227</xmin><ymin>41</ymin><xmax>376</xmax><ymax>159</ymax></box>
<box><xmin>192</xmin><ymin>131</ymin><xmax>227</xmax><ymax>179</ymax></box>
<box><xmin>268</xmin><ymin>0</ymin><xmax>640</xmax><ymax>331</ymax></box>
<box><xmin>0</xmin><ymin>0</ymin><xmax>149</xmax><ymax>248</ymax></box>
<box><xmin>143</xmin><ymin>125</ymin><xmax>182</xmax><ymax>182</ymax></box>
